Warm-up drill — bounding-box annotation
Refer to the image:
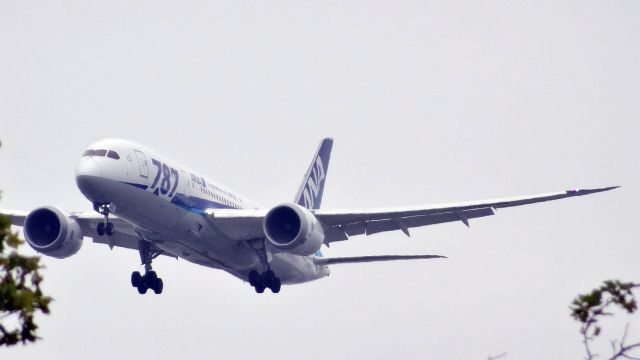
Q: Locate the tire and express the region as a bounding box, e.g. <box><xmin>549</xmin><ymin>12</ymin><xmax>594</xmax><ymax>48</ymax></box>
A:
<box><xmin>271</xmin><ymin>278</ymin><xmax>281</xmax><ymax>294</ymax></box>
<box><xmin>152</xmin><ymin>278</ymin><xmax>163</xmax><ymax>294</ymax></box>
<box><xmin>146</xmin><ymin>271</ymin><xmax>158</xmax><ymax>283</ymax></box>
<box><xmin>105</xmin><ymin>222</ymin><xmax>114</xmax><ymax>236</ymax></box>
<box><xmin>248</xmin><ymin>270</ymin><xmax>259</xmax><ymax>287</ymax></box>
<box><xmin>255</xmin><ymin>275</ymin><xmax>266</xmax><ymax>293</ymax></box>
<box><xmin>137</xmin><ymin>284</ymin><xmax>148</xmax><ymax>294</ymax></box>
<box><xmin>131</xmin><ymin>271</ymin><xmax>142</xmax><ymax>287</ymax></box>
<box><xmin>97</xmin><ymin>222</ymin><xmax>105</xmax><ymax>236</ymax></box>
<box><xmin>264</xmin><ymin>270</ymin><xmax>275</xmax><ymax>288</ymax></box>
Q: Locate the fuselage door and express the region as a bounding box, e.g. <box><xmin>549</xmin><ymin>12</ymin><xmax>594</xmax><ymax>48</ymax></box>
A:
<box><xmin>134</xmin><ymin>149</ymin><xmax>150</xmax><ymax>182</ymax></box>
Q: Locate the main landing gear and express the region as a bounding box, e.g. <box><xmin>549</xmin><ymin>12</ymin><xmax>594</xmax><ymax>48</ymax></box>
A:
<box><xmin>248</xmin><ymin>269</ymin><xmax>281</xmax><ymax>294</ymax></box>
<box><xmin>246</xmin><ymin>239</ymin><xmax>281</xmax><ymax>293</ymax></box>
<box><xmin>131</xmin><ymin>240</ymin><xmax>164</xmax><ymax>295</ymax></box>
<box><xmin>94</xmin><ymin>203</ymin><xmax>114</xmax><ymax>236</ymax></box>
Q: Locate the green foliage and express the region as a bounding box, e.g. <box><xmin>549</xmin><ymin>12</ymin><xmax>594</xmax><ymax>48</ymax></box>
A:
<box><xmin>0</xmin><ymin>214</ymin><xmax>52</xmax><ymax>346</ymax></box>
<box><xmin>1</xmin><ymin>142</ymin><xmax>52</xmax><ymax>346</ymax></box>
<box><xmin>571</xmin><ymin>280</ymin><xmax>638</xmax><ymax>336</ymax></box>
<box><xmin>570</xmin><ymin>280</ymin><xmax>640</xmax><ymax>360</ymax></box>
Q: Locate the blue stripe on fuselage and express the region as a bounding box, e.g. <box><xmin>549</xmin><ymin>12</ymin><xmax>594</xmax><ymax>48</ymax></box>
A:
<box><xmin>121</xmin><ymin>181</ymin><xmax>239</xmax><ymax>214</ymax></box>
<box><xmin>124</xmin><ymin>182</ymin><xmax>149</xmax><ymax>190</ymax></box>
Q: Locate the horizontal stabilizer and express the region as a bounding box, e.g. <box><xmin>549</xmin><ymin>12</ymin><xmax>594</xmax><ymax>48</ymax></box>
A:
<box><xmin>314</xmin><ymin>254</ymin><xmax>446</xmax><ymax>265</ymax></box>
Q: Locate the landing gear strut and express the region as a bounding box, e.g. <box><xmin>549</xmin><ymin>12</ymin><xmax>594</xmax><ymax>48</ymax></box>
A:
<box><xmin>94</xmin><ymin>203</ymin><xmax>114</xmax><ymax>236</ymax></box>
<box><xmin>131</xmin><ymin>240</ymin><xmax>164</xmax><ymax>294</ymax></box>
<box><xmin>247</xmin><ymin>239</ymin><xmax>282</xmax><ymax>294</ymax></box>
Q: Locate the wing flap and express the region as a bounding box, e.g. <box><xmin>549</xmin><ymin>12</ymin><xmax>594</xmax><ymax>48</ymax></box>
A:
<box><xmin>204</xmin><ymin>209</ymin><xmax>266</xmax><ymax>241</ymax></box>
<box><xmin>91</xmin><ymin>231</ymin><xmax>141</xmax><ymax>251</ymax></box>
<box><xmin>364</xmin><ymin>207</ymin><xmax>495</xmax><ymax>236</ymax></box>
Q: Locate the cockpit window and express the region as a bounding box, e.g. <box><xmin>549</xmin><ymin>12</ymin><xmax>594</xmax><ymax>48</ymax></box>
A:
<box><xmin>82</xmin><ymin>148</ymin><xmax>120</xmax><ymax>160</ymax></box>
<box><xmin>106</xmin><ymin>151</ymin><xmax>120</xmax><ymax>160</ymax></box>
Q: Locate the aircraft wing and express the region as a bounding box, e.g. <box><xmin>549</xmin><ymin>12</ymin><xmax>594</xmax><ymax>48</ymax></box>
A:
<box><xmin>0</xmin><ymin>209</ymin><xmax>29</xmax><ymax>226</ymax></box>
<box><xmin>0</xmin><ymin>209</ymin><xmax>143</xmax><ymax>252</ymax></box>
<box><xmin>72</xmin><ymin>211</ymin><xmax>144</xmax><ymax>251</ymax></box>
<box><xmin>314</xmin><ymin>254</ymin><xmax>446</xmax><ymax>265</ymax></box>
<box><xmin>206</xmin><ymin>186</ymin><xmax>617</xmax><ymax>243</ymax></box>
<box><xmin>316</xmin><ymin>186</ymin><xmax>617</xmax><ymax>243</ymax></box>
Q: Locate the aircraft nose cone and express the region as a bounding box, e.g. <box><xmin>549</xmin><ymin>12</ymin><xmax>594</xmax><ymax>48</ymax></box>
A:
<box><xmin>76</xmin><ymin>158</ymin><xmax>105</xmax><ymax>202</ymax></box>
<box><xmin>76</xmin><ymin>158</ymin><xmax>102</xmax><ymax>178</ymax></box>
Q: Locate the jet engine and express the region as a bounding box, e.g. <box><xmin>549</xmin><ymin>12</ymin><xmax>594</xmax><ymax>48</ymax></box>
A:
<box><xmin>23</xmin><ymin>206</ymin><xmax>83</xmax><ymax>259</ymax></box>
<box><xmin>263</xmin><ymin>203</ymin><xmax>325</xmax><ymax>256</ymax></box>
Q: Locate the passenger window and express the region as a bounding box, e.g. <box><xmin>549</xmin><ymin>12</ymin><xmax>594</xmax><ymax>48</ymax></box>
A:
<box><xmin>107</xmin><ymin>151</ymin><xmax>120</xmax><ymax>160</ymax></box>
<box><xmin>83</xmin><ymin>150</ymin><xmax>95</xmax><ymax>157</ymax></box>
<box><xmin>94</xmin><ymin>149</ymin><xmax>107</xmax><ymax>157</ymax></box>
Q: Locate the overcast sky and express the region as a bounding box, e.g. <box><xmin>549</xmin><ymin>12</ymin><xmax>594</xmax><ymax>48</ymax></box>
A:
<box><xmin>1</xmin><ymin>1</ymin><xmax>639</xmax><ymax>359</ymax></box>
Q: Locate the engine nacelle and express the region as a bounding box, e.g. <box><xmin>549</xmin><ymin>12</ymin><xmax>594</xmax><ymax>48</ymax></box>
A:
<box><xmin>23</xmin><ymin>206</ymin><xmax>83</xmax><ymax>259</ymax></box>
<box><xmin>263</xmin><ymin>203</ymin><xmax>325</xmax><ymax>256</ymax></box>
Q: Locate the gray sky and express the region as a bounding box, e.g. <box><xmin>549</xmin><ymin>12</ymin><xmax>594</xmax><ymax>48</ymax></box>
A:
<box><xmin>1</xmin><ymin>1</ymin><xmax>639</xmax><ymax>359</ymax></box>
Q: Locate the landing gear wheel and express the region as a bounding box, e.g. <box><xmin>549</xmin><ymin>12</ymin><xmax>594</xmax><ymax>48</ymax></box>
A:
<box><xmin>254</xmin><ymin>275</ymin><xmax>266</xmax><ymax>293</ymax></box>
<box><xmin>151</xmin><ymin>278</ymin><xmax>163</xmax><ymax>294</ymax></box>
<box><xmin>105</xmin><ymin>222</ymin><xmax>114</xmax><ymax>236</ymax></box>
<box><xmin>271</xmin><ymin>278</ymin><xmax>281</xmax><ymax>293</ymax></box>
<box><xmin>97</xmin><ymin>222</ymin><xmax>106</xmax><ymax>236</ymax></box>
<box><xmin>248</xmin><ymin>270</ymin><xmax>259</xmax><ymax>287</ymax></box>
<box><xmin>137</xmin><ymin>283</ymin><xmax>148</xmax><ymax>294</ymax></box>
<box><xmin>94</xmin><ymin>203</ymin><xmax>113</xmax><ymax>236</ymax></box>
<box><xmin>146</xmin><ymin>271</ymin><xmax>158</xmax><ymax>283</ymax></box>
<box><xmin>131</xmin><ymin>271</ymin><xmax>142</xmax><ymax>287</ymax></box>
<box><xmin>132</xmin><ymin>271</ymin><xmax>163</xmax><ymax>295</ymax></box>
<box><xmin>264</xmin><ymin>270</ymin><xmax>275</xmax><ymax>288</ymax></box>
<box><xmin>249</xmin><ymin>269</ymin><xmax>281</xmax><ymax>294</ymax></box>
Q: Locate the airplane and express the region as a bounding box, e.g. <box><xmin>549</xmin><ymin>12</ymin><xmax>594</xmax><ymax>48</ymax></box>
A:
<box><xmin>0</xmin><ymin>138</ymin><xmax>617</xmax><ymax>295</ymax></box>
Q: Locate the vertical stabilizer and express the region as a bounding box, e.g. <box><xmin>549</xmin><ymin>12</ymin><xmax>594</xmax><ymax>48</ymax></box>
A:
<box><xmin>293</xmin><ymin>138</ymin><xmax>333</xmax><ymax>209</ymax></box>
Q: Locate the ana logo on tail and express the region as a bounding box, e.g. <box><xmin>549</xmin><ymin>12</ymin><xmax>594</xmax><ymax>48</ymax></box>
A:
<box><xmin>294</xmin><ymin>138</ymin><xmax>333</xmax><ymax>209</ymax></box>
<box><xmin>302</xmin><ymin>156</ymin><xmax>326</xmax><ymax>208</ymax></box>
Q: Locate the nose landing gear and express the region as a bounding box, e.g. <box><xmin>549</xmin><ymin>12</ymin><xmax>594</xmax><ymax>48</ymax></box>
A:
<box><xmin>93</xmin><ymin>203</ymin><xmax>114</xmax><ymax>236</ymax></box>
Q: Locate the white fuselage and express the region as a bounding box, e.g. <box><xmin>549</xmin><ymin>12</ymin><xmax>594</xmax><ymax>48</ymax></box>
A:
<box><xmin>75</xmin><ymin>139</ymin><xmax>329</xmax><ymax>285</ymax></box>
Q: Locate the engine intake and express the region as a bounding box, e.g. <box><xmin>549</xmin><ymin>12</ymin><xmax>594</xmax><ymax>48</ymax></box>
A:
<box><xmin>23</xmin><ymin>206</ymin><xmax>83</xmax><ymax>259</ymax></box>
<box><xmin>263</xmin><ymin>203</ymin><xmax>324</xmax><ymax>256</ymax></box>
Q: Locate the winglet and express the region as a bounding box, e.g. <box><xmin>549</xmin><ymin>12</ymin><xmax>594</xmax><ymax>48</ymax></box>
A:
<box><xmin>294</xmin><ymin>138</ymin><xmax>334</xmax><ymax>209</ymax></box>
<box><xmin>565</xmin><ymin>186</ymin><xmax>620</xmax><ymax>195</ymax></box>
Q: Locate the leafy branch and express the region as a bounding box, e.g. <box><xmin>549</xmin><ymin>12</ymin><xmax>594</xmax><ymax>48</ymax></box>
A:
<box><xmin>1</xmin><ymin>140</ymin><xmax>52</xmax><ymax>346</ymax></box>
<box><xmin>0</xmin><ymin>214</ymin><xmax>52</xmax><ymax>346</ymax></box>
<box><xmin>570</xmin><ymin>280</ymin><xmax>640</xmax><ymax>360</ymax></box>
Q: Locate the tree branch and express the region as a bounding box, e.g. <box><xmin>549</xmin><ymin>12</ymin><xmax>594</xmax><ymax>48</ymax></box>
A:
<box><xmin>571</xmin><ymin>281</ymin><xmax>640</xmax><ymax>360</ymax></box>
<box><xmin>610</xmin><ymin>324</ymin><xmax>640</xmax><ymax>360</ymax></box>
